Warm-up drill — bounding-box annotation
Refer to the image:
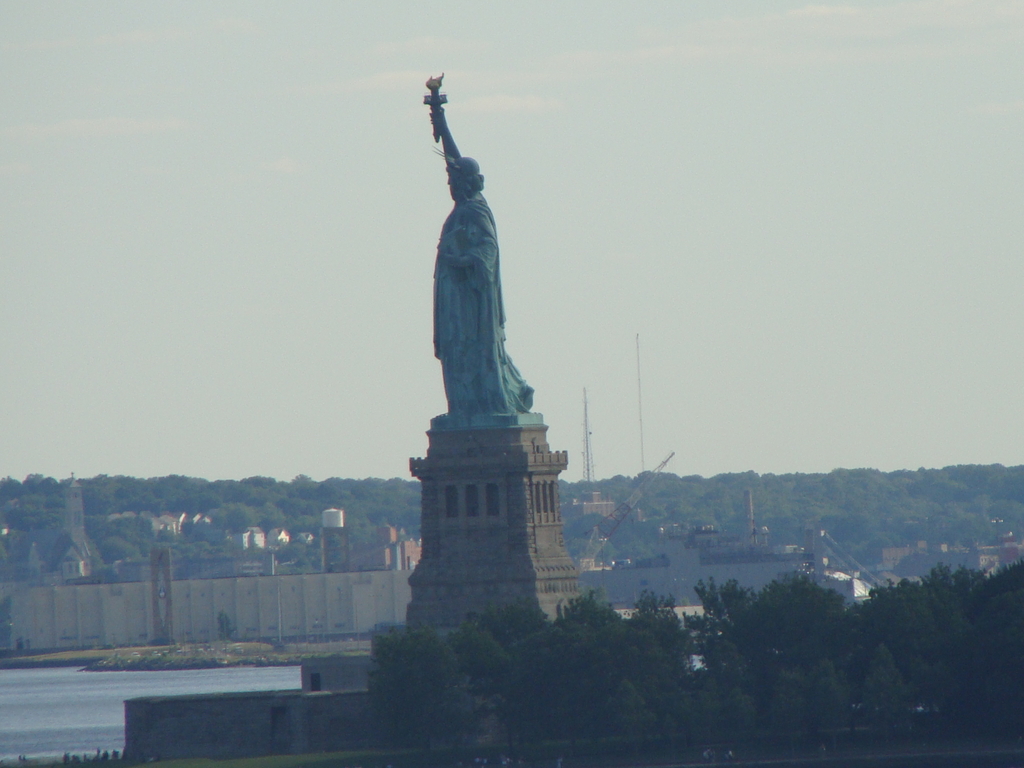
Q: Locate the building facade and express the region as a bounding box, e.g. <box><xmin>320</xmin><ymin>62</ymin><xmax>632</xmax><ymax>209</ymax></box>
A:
<box><xmin>7</xmin><ymin>569</ymin><xmax>410</xmax><ymax>650</ymax></box>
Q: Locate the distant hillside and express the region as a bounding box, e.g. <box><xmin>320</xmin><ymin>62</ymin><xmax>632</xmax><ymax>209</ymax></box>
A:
<box><xmin>561</xmin><ymin>464</ymin><xmax>1024</xmax><ymax>564</ymax></box>
<box><xmin>2</xmin><ymin>464</ymin><xmax>1021</xmax><ymax>572</ymax></box>
<box><xmin>0</xmin><ymin>474</ymin><xmax>420</xmax><ymax>576</ymax></box>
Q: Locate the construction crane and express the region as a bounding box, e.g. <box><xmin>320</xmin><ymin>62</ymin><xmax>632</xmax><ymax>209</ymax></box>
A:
<box><xmin>578</xmin><ymin>451</ymin><xmax>675</xmax><ymax>570</ymax></box>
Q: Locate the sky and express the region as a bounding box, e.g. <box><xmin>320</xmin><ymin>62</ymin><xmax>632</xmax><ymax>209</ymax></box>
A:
<box><xmin>2</xmin><ymin>1</ymin><xmax>1023</xmax><ymax>484</ymax></box>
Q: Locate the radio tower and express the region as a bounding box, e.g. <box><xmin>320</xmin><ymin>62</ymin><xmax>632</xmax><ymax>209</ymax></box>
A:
<box><xmin>636</xmin><ymin>333</ymin><xmax>646</xmax><ymax>473</ymax></box>
<box><xmin>582</xmin><ymin>388</ymin><xmax>595</xmax><ymax>482</ymax></box>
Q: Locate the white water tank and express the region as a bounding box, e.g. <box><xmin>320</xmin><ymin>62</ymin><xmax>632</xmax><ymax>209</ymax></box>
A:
<box><xmin>322</xmin><ymin>508</ymin><xmax>345</xmax><ymax>528</ymax></box>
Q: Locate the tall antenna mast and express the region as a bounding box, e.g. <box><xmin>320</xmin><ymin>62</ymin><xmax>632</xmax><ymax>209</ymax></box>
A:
<box><xmin>636</xmin><ymin>333</ymin><xmax>646</xmax><ymax>473</ymax></box>
<box><xmin>745</xmin><ymin>489</ymin><xmax>756</xmax><ymax>544</ymax></box>
<box><xmin>582</xmin><ymin>388</ymin><xmax>595</xmax><ymax>482</ymax></box>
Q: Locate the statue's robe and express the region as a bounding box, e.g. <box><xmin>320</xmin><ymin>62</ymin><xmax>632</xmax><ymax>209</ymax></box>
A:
<box><xmin>433</xmin><ymin>194</ymin><xmax>533</xmax><ymax>417</ymax></box>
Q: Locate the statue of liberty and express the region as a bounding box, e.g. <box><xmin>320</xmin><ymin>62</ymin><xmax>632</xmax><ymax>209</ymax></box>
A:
<box><xmin>424</xmin><ymin>75</ymin><xmax>534</xmax><ymax>425</ymax></box>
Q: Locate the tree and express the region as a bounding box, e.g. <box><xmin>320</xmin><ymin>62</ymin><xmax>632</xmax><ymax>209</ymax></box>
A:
<box><xmin>805</xmin><ymin>659</ymin><xmax>849</xmax><ymax>746</ymax></box>
<box><xmin>853</xmin><ymin>565</ymin><xmax>979</xmax><ymax>731</ymax></box>
<box><xmin>621</xmin><ymin>592</ymin><xmax>691</xmax><ymax>739</ymax></box>
<box><xmin>0</xmin><ymin>596</ymin><xmax>11</xmax><ymax>648</ymax></box>
<box><xmin>370</xmin><ymin>626</ymin><xmax>470</xmax><ymax>748</ymax></box>
<box><xmin>216</xmin><ymin>610</ymin><xmax>235</xmax><ymax>641</ymax></box>
<box><xmin>862</xmin><ymin>644</ymin><xmax>913</xmax><ymax>739</ymax></box>
<box><xmin>959</xmin><ymin>559</ymin><xmax>1024</xmax><ymax>735</ymax></box>
<box><xmin>213</xmin><ymin>503</ymin><xmax>258</xmax><ymax>534</ymax></box>
<box><xmin>769</xmin><ymin>668</ymin><xmax>806</xmax><ymax>745</ymax></box>
<box><xmin>448</xmin><ymin>599</ymin><xmax>550</xmax><ymax>747</ymax></box>
<box><xmin>729</xmin><ymin>575</ymin><xmax>850</xmax><ymax>718</ymax></box>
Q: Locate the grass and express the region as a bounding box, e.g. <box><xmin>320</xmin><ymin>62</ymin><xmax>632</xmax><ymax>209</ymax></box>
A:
<box><xmin>117</xmin><ymin>751</ymin><xmax>421</xmax><ymax>768</ymax></box>
<box><xmin>23</xmin><ymin>738</ymin><xmax>1024</xmax><ymax>768</ymax></box>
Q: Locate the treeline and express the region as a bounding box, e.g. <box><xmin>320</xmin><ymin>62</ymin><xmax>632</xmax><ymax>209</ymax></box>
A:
<box><xmin>0</xmin><ymin>474</ymin><xmax>419</xmax><ymax>572</ymax></box>
<box><xmin>2</xmin><ymin>463</ymin><xmax>1023</xmax><ymax>571</ymax></box>
<box><xmin>370</xmin><ymin>562</ymin><xmax>1024</xmax><ymax>751</ymax></box>
<box><xmin>566</xmin><ymin>464</ymin><xmax>1024</xmax><ymax>564</ymax></box>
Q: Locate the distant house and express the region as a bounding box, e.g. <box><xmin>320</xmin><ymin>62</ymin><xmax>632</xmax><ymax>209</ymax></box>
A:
<box><xmin>349</xmin><ymin>526</ymin><xmax>421</xmax><ymax>572</ymax></box>
<box><xmin>295</xmin><ymin>532</ymin><xmax>315</xmax><ymax>545</ymax></box>
<box><xmin>569</xmin><ymin>491</ymin><xmax>616</xmax><ymax>519</ymax></box>
<box><xmin>108</xmin><ymin>510</ymin><xmax>187</xmax><ymax>535</ymax></box>
<box><xmin>1000</xmin><ymin>533</ymin><xmax>1023</xmax><ymax>566</ymax></box>
<box><xmin>396</xmin><ymin>538</ymin><xmax>420</xmax><ymax>571</ymax></box>
<box><xmin>153</xmin><ymin>513</ymin><xmax>186</xmax><ymax>535</ymax></box>
<box><xmin>267</xmin><ymin>528</ymin><xmax>290</xmax><ymax>547</ymax></box>
<box><xmin>230</xmin><ymin>527</ymin><xmax>267</xmax><ymax>550</ymax></box>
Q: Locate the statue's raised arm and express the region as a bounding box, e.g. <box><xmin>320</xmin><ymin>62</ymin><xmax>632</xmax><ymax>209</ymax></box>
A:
<box><xmin>424</xmin><ymin>74</ymin><xmax>461</xmax><ymax>161</ymax></box>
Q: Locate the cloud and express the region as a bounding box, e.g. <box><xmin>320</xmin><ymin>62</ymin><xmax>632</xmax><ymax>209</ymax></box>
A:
<box><xmin>973</xmin><ymin>99</ymin><xmax>1024</xmax><ymax>115</ymax></box>
<box><xmin>2</xmin><ymin>37</ymin><xmax>77</xmax><ymax>53</ymax></box>
<box><xmin>212</xmin><ymin>18</ymin><xmax>261</xmax><ymax>35</ymax></box>
<box><xmin>260</xmin><ymin>156</ymin><xmax>301</xmax><ymax>174</ymax></box>
<box><xmin>5</xmin><ymin>118</ymin><xmax>190</xmax><ymax>139</ymax></box>
<box><xmin>93</xmin><ymin>29</ymin><xmax>184</xmax><ymax>46</ymax></box>
<box><xmin>373</xmin><ymin>37</ymin><xmax>485</xmax><ymax>57</ymax></box>
<box><xmin>576</xmin><ymin>0</ymin><xmax>1024</xmax><ymax>70</ymax></box>
<box><xmin>460</xmin><ymin>95</ymin><xmax>563</xmax><ymax>114</ymax></box>
<box><xmin>294</xmin><ymin>70</ymin><xmax>429</xmax><ymax>96</ymax></box>
<box><xmin>4</xmin><ymin>18</ymin><xmax>256</xmax><ymax>53</ymax></box>
<box><xmin>788</xmin><ymin>5</ymin><xmax>861</xmax><ymax>17</ymax></box>
<box><xmin>778</xmin><ymin>0</ymin><xmax>1024</xmax><ymax>41</ymax></box>
<box><xmin>0</xmin><ymin>162</ymin><xmax>31</xmax><ymax>175</ymax></box>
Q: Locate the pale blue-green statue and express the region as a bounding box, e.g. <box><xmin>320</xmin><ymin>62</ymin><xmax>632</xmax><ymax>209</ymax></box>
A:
<box><xmin>425</xmin><ymin>75</ymin><xmax>535</xmax><ymax>427</ymax></box>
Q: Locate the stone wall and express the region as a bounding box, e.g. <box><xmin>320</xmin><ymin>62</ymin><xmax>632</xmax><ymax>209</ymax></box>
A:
<box><xmin>124</xmin><ymin>690</ymin><xmax>373</xmax><ymax>759</ymax></box>
<box><xmin>301</xmin><ymin>654</ymin><xmax>372</xmax><ymax>692</ymax></box>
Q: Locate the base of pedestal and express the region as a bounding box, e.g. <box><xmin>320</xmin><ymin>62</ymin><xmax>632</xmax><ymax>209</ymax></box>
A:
<box><xmin>429</xmin><ymin>411</ymin><xmax>546</xmax><ymax>431</ymax></box>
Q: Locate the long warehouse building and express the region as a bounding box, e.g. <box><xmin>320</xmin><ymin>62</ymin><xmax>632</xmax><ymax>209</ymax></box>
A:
<box><xmin>5</xmin><ymin>570</ymin><xmax>410</xmax><ymax>650</ymax></box>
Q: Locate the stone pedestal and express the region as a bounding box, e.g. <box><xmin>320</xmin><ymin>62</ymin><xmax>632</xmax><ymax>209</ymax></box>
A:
<box><xmin>407</xmin><ymin>421</ymin><xmax>579</xmax><ymax>628</ymax></box>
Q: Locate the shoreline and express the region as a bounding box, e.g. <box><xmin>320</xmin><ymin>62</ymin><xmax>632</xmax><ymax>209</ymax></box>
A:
<box><xmin>7</xmin><ymin>733</ymin><xmax>1024</xmax><ymax>768</ymax></box>
<box><xmin>0</xmin><ymin>643</ymin><xmax>365</xmax><ymax>671</ymax></box>
<box><xmin>11</xmin><ymin>743</ymin><xmax>1024</xmax><ymax>768</ymax></box>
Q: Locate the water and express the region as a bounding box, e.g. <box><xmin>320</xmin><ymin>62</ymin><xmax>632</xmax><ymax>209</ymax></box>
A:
<box><xmin>0</xmin><ymin>665</ymin><xmax>301</xmax><ymax>761</ymax></box>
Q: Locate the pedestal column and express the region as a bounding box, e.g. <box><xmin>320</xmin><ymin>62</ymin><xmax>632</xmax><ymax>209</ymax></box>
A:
<box><xmin>407</xmin><ymin>422</ymin><xmax>579</xmax><ymax>628</ymax></box>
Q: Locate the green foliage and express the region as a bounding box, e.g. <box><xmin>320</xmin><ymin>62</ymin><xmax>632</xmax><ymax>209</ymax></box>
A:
<box><xmin>370</xmin><ymin>626</ymin><xmax>470</xmax><ymax>748</ymax></box>
<box><xmin>861</xmin><ymin>644</ymin><xmax>913</xmax><ymax>738</ymax></box>
<box><xmin>5</xmin><ymin>462</ymin><xmax>1021</xmax><ymax>576</ymax></box>
<box><xmin>688</xmin><ymin>577</ymin><xmax>855</xmax><ymax>742</ymax></box>
<box><xmin>0</xmin><ymin>596</ymin><xmax>11</xmax><ymax>648</ymax></box>
<box><xmin>957</xmin><ymin>559</ymin><xmax>1024</xmax><ymax>735</ymax></box>
<box><xmin>366</xmin><ymin>564</ymin><xmax>1024</xmax><ymax>751</ymax></box>
<box><xmin>1</xmin><ymin>475</ymin><xmax>65</xmax><ymax>531</ymax></box>
<box><xmin>213</xmin><ymin>503</ymin><xmax>260</xmax><ymax>534</ymax></box>
<box><xmin>805</xmin><ymin>660</ymin><xmax>850</xmax><ymax>740</ymax></box>
<box><xmin>371</xmin><ymin>592</ymin><xmax>694</xmax><ymax>749</ymax></box>
<box><xmin>562</xmin><ymin>463</ymin><xmax>1024</xmax><ymax>564</ymax></box>
<box><xmin>0</xmin><ymin>473</ymin><xmax>421</xmax><ymax>574</ymax></box>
